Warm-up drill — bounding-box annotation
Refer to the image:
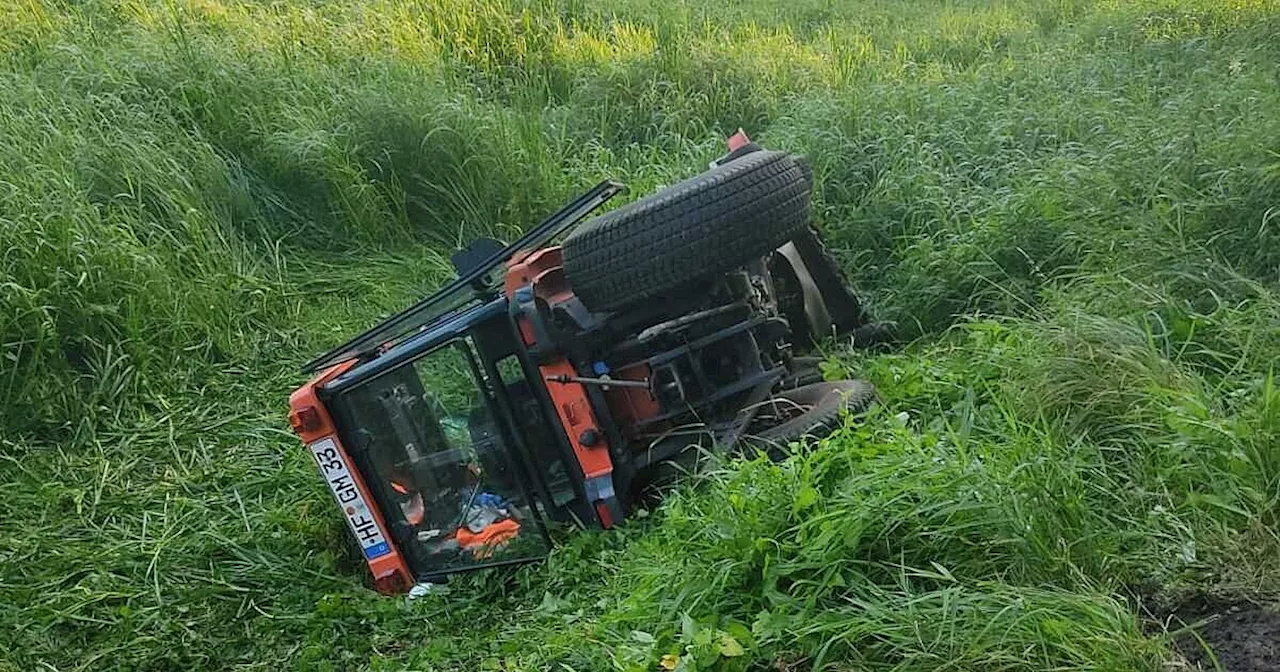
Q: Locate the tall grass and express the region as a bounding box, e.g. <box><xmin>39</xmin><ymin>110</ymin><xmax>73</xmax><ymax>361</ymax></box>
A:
<box><xmin>2</xmin><ymin>0</ymin><xmax>1278</xmax><ymax>669</ymax></box>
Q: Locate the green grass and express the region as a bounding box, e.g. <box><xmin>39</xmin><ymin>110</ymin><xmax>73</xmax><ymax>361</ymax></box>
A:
<box><xmin>2</xmin><ymin>0</ymin><xmax>1279</xmax><ymax>669</ymax></box>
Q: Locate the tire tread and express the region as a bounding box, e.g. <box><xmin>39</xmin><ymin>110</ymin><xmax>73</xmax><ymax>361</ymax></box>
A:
<box><xmin>563</xmin><ymin>150</ymin><xmax>810</xmax><ymax>312</ymax></box>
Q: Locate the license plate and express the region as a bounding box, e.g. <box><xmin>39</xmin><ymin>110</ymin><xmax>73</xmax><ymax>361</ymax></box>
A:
<box><xmin>309</xmin><ymin>437</ymin><xmax>391</xmax><ymax>560</ymax></box>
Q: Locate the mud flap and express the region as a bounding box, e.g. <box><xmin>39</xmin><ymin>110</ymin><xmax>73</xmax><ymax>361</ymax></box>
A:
<box><xmin>584</xmin><ymin>474</ymin><xmax>623</xmax><ymax>528</ymax></box>
<box><xmin>776</xmin><ymin>241</ymin><xmax>833</xmax><ymax>340</ymax></box>
<box><xmin>786</xmin><ymin>228</ymin><xmax>871</xmax><ymax>335</ymax></box>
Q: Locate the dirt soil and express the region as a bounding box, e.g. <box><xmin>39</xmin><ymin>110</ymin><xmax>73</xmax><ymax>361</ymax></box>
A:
<box><xmin>1160</xmin><ymin>597</ymin><xmax>1280</xmax><ymax>672</ymax></box>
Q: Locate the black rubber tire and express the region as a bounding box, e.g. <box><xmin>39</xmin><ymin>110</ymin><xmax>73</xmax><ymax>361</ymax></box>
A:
<box><xmin>754</xmin><ymin>380</ymin><xmax>875</xmax><ymax>445</ymax></box>
<box><xmin>563</xmin><ymin>150</ymin><xmax>811</xmax><ymax>312</ymax></box>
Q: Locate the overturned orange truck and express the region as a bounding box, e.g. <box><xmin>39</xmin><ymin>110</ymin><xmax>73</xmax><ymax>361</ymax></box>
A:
<box><xmin>289</xmin><ymin>134</ymin><xmax>886</xmax><ymax>593</ymax></box>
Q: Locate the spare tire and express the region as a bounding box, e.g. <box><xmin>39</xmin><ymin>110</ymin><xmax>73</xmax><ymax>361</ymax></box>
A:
<box><xmin>563</xmin><ymin>150</ymin><xmax>811</xmax><ymax>313</ymax></box>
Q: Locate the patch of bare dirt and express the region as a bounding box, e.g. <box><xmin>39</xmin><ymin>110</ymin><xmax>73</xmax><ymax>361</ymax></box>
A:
<box><xmin>1156</xmin><ymin>596</ymin><xmax>1280</xmax><ymax>672</ymax></box>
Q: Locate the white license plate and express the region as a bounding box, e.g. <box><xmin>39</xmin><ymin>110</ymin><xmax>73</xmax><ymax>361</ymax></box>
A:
<box><xmin>309</xmin><ymin>437</ymin><xmax>391</xmax><ymax>560</ymax></box>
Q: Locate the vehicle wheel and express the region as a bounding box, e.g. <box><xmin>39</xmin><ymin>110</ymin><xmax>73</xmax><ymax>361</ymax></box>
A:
<box><xmin>563</xmin><ymin>150</ymin><xmax>811</xmax><ymax>313</ymax></box>
<box><xmin>750</xmin><ymin>380</ymin><xmax>875</xmax><ymax>448</ymax></box>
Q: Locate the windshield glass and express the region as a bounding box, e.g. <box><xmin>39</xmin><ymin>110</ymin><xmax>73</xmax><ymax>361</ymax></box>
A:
<box><xmin>337</xmin><ymin>341</ymin><xmax>549</xmax><ymax>575</ymax></box>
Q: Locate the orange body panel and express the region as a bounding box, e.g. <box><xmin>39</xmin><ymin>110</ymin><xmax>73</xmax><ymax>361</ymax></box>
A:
<box><xmin>505</xmin><ymin>246</ymin><xmax>617</xmax><ymax>523</ymax></box>
<box><xmin>604</xmin><ymin>363</ymin><xmax>662</xmax><ymax>429</ymax></box>
<box><xmin>505</xmin><ymin>246</ymin><xmax>566</xmax><ymax>298</ymax></box>
<box><xmin>539</xmin><ymin>358</ymin><xmax>615</xmax><ymax>479</ymax></box>
<box><xmin>289</xmin><ymin>361</ymin><xmax>414</xmax><ymax>594</ymax></box>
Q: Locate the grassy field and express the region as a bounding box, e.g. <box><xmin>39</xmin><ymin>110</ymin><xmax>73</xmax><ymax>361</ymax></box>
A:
<box><xmin>2</xmin><ymin>0</ymin><xmax>1279</xmax><ymax>669</ymax></box>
